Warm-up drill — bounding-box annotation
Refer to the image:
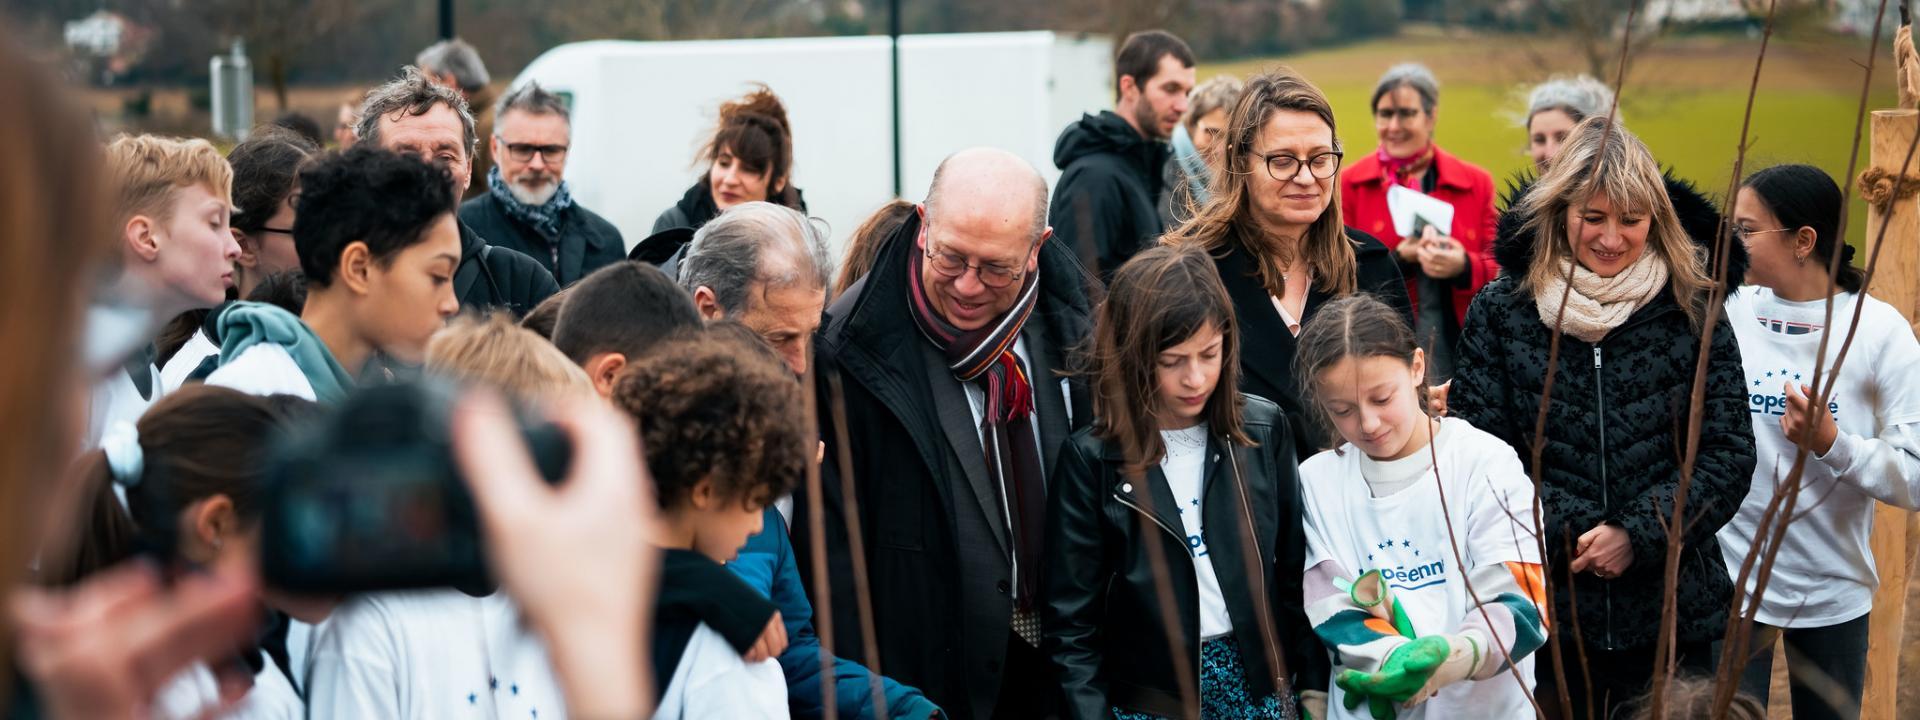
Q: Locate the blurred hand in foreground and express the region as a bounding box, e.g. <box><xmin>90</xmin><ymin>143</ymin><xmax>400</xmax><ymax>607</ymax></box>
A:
<box><xmin>11</xmin><ymin>558</ymin><xmax>259</xmax><ymax>720</ymax></box>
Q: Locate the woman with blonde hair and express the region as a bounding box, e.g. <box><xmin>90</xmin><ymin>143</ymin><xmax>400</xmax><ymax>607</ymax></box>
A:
<box><xmin>1450</xmin><ymin>116</ymin><xmax>1755</xmax><ymax>719</ymax></box>
<box><xmin>1163</xmin><ymin>69</ymin><xmax>1412</xmax><ymax>457</ymax></box>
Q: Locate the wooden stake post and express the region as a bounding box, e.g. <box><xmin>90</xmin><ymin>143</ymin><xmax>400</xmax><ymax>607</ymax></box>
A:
<box><xmin>1861</xmin><ymin>108</ymin><xmax>1919</xmax><ymax>720</ymax></box>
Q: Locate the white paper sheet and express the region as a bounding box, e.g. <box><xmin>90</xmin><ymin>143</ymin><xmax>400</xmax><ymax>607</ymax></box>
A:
<box><xmin>1386</xmin><ymin>184</ymin><xmax>1456</xmax><ymax>239</ymax></box>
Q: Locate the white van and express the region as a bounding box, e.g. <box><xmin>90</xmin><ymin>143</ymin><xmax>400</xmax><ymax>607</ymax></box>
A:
<box><xmin>512</xmin><ymin>31</ymin><xmax>1114</xmax><ymax>257</ymax></box>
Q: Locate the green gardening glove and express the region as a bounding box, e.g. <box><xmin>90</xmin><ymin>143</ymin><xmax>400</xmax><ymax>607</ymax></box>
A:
<box><xmin>1336</xmin><ymin>635</ymin><xmax>1451</xmax><ymax>703</ymax></box>
<box><xmin>1337</xmin><ymin>634</ymin><xmax>1484</xmax><ymax>712</ymax></box>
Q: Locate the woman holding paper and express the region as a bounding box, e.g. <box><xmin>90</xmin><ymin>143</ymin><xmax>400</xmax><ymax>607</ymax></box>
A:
<box><xmin>1162</xmin><ymin>69</ymin><xmax>1411</xmax><ymax>458</ymax></box>
<box><xmin>1339</xmin><ymin>63</ymin><xmax>1499</xmax><ymax>383</ymax></box>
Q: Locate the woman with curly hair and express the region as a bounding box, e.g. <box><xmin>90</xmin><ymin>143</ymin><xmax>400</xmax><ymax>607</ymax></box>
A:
<box><xmin>653</xmin><ymin>84</ymin><xmax>808</xmax><ymax>233</ymax></box>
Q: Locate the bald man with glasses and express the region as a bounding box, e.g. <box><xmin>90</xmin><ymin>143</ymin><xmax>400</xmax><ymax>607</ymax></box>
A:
<box><xmin>793</xmin><ymin>148</ymin><xmax>1097</xmax><ymax>720</ymax></box>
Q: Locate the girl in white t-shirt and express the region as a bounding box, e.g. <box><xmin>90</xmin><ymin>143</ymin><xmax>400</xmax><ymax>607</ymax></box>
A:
<box><xmin>51</xmin><ymin>385</ymin><xmax>319</xmax><ymax>720</ymax></box>
<box><xmin>1293</xmin><ymin>294</ymin><xmax>1547</xmax><ymax>720</ymax></box>
<box><xmin>1043</xmin><ymin>245</ymin><xmax>1322</xmax><ymax>720</ymax></box>
<box><xmin>1718</xmin><ymin>163</ymin><xmax>1920</xmax><ymax>720</ymax></box>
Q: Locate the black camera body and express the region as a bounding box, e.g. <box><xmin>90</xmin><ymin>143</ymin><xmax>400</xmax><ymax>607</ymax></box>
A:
<box><xmin>259</xmin><ymin>379</ymin><xmax>570</xmax><ymax>595</ymax></box>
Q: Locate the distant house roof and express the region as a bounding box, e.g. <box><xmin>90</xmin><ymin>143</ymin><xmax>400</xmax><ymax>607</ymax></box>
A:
<box><xmin>64</xmin><ymin>10</ymin><xmax>130</xmax><ymax>57</ymax></box>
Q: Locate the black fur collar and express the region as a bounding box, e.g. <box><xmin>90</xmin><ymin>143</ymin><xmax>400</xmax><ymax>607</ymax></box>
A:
<box><xmin>1493</xmin><ymin>170</ymin><xmax>1748</xmax><ymax>286</ymax></box>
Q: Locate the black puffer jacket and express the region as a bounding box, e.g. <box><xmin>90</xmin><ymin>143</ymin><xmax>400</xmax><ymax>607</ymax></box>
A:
<box><xmin>1050</xmin><ymin>110</ymin><xmax>1170</xmax><ymax>279</ymax></box>
<box><xmin>1042</xmin><ymin>395</ymin><xmax>1325</xmax><ymax>720</ymax></box>
<box><xmin>1449</xmin><ymin>176</ymin><xmax>1756</xmax><ymax>650</ymax></box>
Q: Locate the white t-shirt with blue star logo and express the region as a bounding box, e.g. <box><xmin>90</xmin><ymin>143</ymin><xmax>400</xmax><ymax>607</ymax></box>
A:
<box><xmin>1301</xmin><ymin>417</ymin><xmax>1541</xmax><ymax>720</ymax></box>
<box><xmin>306</xmin><ymin>589</ymin><xmax>566</xmax><ymax>719</ymax></box>
<box><xmin>1718</xmin><ymin>287</ymin><xmax>1920</xmax><ymax>628</ymax></box>
<box><xmin>1160</xmin><ymin>423</ymin><xmax>1232</xmax><ymax>640</ymax></box>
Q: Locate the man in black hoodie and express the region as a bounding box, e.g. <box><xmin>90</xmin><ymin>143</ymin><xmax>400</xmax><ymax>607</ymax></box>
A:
<box><xmin>1050</xmin><ymin>30</ymin><xmax>1195</xmax><ymax>279</ymax></box>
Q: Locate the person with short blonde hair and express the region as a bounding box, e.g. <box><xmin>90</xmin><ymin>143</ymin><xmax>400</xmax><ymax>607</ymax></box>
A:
<box><xmin>90</xmin><ymin>135</ymin><xmax>242</xmax><ymax>447</ymax></box>
<box><xmin>107</xmin><ymin>136</ymin><xmax>233</xmax><ymax>229</ymax></box>
<box><xmin>105</xmin><ymin>135</ymin><xmax>240</xmax><ymax>317</ymax></box>
<box><xmin>308</xmin><ymin>311</ymin><xmax>592</xmax><ymax>720</ymax></box>
<box><xmin>312</xmin><ymin>311</ymin><xmax>592</xmax><ymax>720</ymax></box>
<box><xmin>426</xmin><ymin>312</ymin><xmax>591</xmax><ymax>402</ymax></box>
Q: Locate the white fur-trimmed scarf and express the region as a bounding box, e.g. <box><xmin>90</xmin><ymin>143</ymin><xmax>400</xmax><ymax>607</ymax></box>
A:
<box><xmin>1534</xmin><ymin>250</ymin><xmax>1669</xmax><ymax>343</ymax></box>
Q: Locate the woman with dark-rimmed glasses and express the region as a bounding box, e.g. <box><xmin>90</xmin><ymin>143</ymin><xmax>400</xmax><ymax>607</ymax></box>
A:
<box><xmin>1163</xmin><ymin>69</ymin><xmax>1412</xmax><ymax>459</ymax></box>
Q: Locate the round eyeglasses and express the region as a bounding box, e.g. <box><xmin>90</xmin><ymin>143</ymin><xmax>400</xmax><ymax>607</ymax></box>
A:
<box><xmin>1263</xmin><ymin>151</ymin><xmax>1344</xmax><ymax>181</ymax></box>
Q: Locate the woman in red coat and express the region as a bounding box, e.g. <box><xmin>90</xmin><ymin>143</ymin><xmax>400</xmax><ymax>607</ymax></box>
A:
<box><xmin>1339</xmin><ymin>63</ymin><xmax>1498</xmax><ymax>381</ymax></box>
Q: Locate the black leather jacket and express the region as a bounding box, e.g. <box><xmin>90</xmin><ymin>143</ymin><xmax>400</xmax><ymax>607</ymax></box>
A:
<box><xmin>1040</xmin><ymin>394</ymin><xmax>1327</xmax><ymax>719</ymax></box>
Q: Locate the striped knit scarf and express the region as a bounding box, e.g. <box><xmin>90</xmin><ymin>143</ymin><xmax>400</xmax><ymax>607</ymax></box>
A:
<box><xmin>906</xmin><ymin>234</ymin><xmax>1046</xmax><ymax>609</ymax></box>
<box><xmin>488</xmin><ymin>165</ymin><xmax>574</xmax><ymax>245</ymax></box>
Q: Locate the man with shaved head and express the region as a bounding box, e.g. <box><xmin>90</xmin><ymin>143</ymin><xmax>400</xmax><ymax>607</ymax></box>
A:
<box><xmin>793</xmin><ymin>148</ymin><xmax>1094</xmax><ymax>719</ymax></box>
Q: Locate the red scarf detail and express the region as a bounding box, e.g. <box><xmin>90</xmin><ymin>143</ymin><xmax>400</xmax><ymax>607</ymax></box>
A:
<box><xmin>1377</xmin><ymin>144</ymin><xmax>1435</xmax><ymax>190</ymax></box>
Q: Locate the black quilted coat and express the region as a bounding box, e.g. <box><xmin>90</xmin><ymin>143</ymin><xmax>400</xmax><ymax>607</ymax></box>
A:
<box><xmin>1448</xmin><ymin>176</ymin><xmax>1756</xmax><ymax>650</ymax></box>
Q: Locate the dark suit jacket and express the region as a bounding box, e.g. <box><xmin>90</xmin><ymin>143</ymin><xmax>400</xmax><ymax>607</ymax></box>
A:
<box><xmin>795</xmin><ymin>211</ymin><xmax>1097</xmax><ymax>720</ymax></box>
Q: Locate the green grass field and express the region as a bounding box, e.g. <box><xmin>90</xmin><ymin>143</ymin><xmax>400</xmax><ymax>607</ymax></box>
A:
<box><xmin>1201</xmin><ymin>28</ymin><xmax>1898</xmax><ymax>249</ymax></box>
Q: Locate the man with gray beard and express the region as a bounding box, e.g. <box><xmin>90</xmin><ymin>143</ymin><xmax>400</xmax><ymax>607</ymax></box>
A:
<box><xmin>459</xmin><ymin>82</ymin><xmax>626</xmax><ymax>287</ymax></box>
